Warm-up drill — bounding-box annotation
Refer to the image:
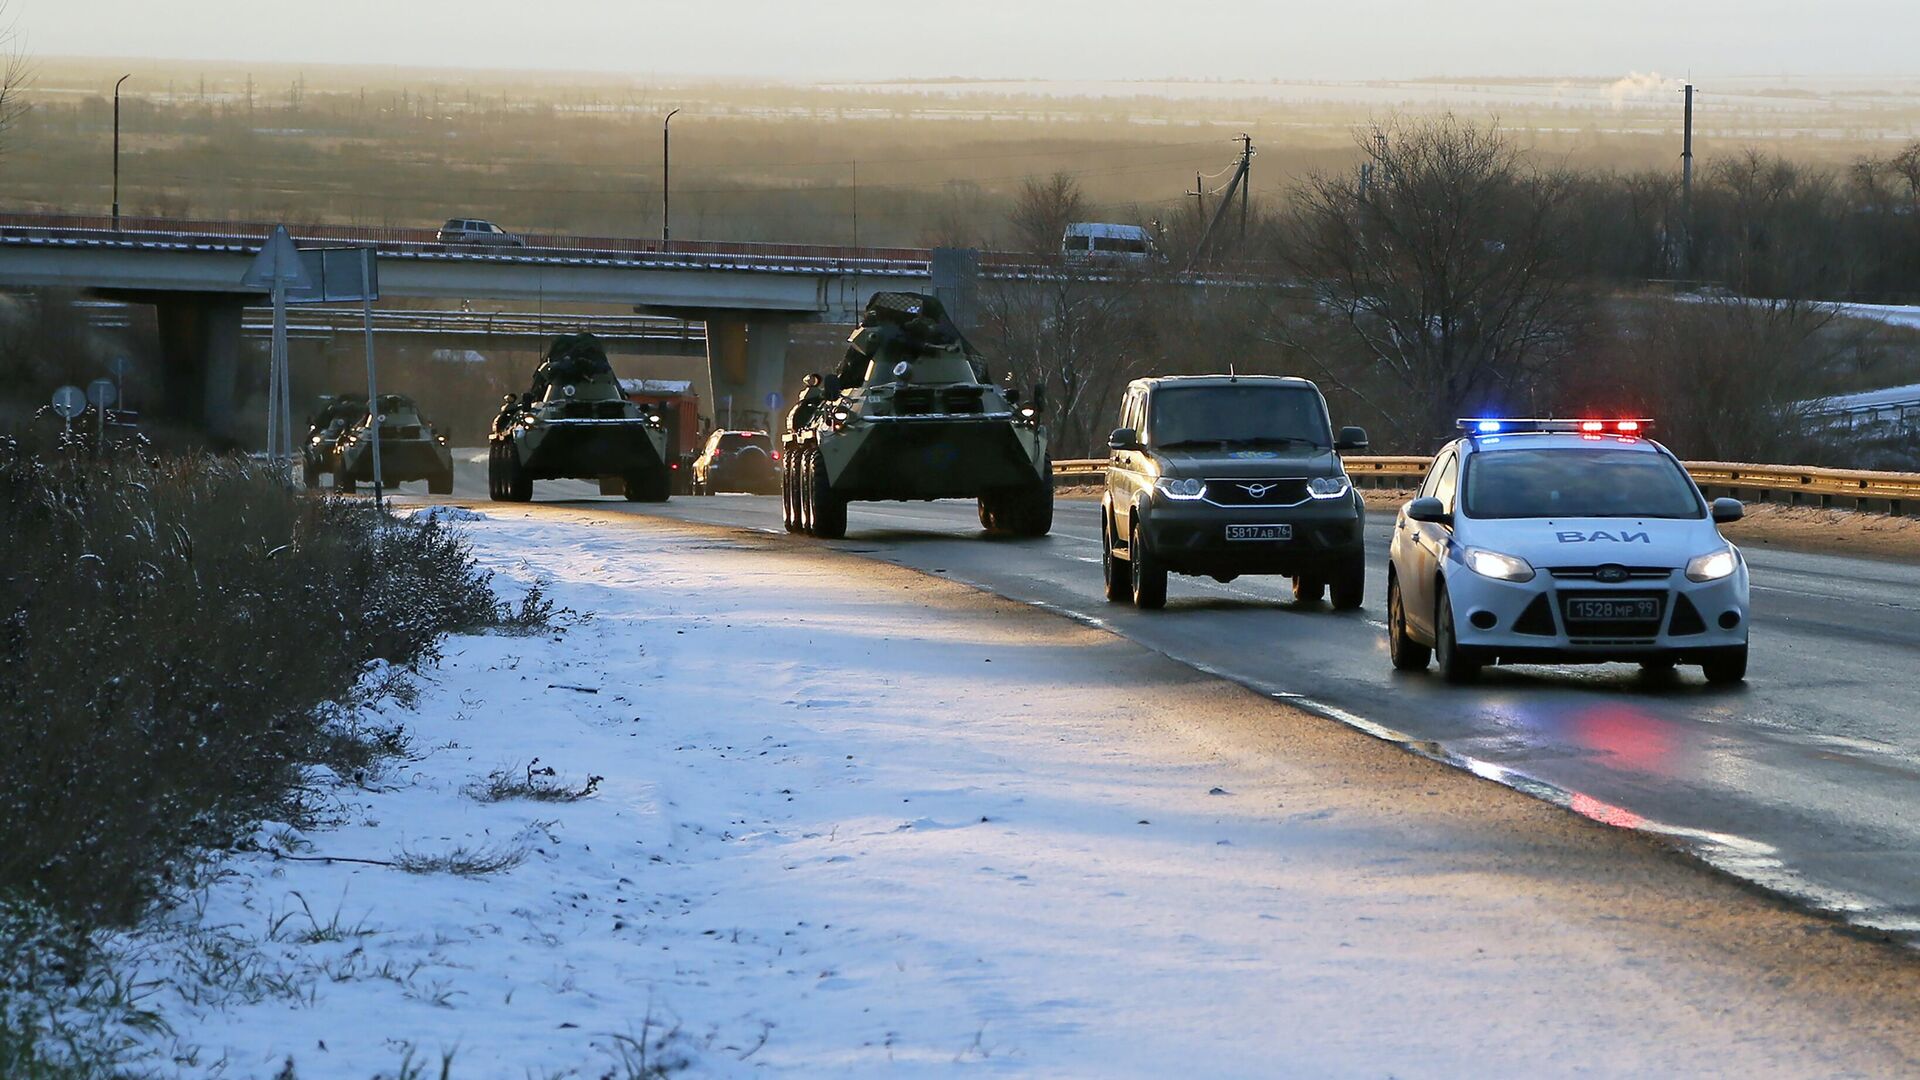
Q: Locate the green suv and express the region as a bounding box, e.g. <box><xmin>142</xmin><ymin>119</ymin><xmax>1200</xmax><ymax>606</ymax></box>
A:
<box><xmin>1101</xmin><ymin>375</ymin><xmax>1369</xmax><ymax>610</ymax></box>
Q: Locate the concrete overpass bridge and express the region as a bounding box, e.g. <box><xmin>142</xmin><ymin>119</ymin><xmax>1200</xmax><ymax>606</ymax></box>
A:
<box><xmin>0</xmin><ymin>212</ymin><xmax>1277</xmax><ymax>443</ymax></box>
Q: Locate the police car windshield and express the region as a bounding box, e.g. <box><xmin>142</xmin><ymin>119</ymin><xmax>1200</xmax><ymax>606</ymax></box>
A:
<box><xmin>1464</xmin><ymin>447</ymin><xmax>1703</xmax><ymax>519</ymax></box>
<box><xmin>1150</xmin><ymin>386</ymin><xmax>1330</xmax><ymax>449</ymax></box>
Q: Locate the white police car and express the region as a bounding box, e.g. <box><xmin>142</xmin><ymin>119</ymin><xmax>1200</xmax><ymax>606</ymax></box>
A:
<box><xmin>1386</xmin><ymin>419</ymin><xmax>1750</xmax><ymax>684</ymax></box>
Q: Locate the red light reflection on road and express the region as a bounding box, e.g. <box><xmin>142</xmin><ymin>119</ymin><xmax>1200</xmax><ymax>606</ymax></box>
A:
<box><xmin>1570</xmin><ymin>792</ymin><xmax>1647</xmax><ymax>829</ymax></box>
<box><xmin>1571</xmin><ymin>703</ymin><xmax>1677</xmax><ymax>772</ymax></box>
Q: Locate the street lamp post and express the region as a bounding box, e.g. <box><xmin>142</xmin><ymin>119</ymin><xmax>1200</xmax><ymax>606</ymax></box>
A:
<box><xmin>112</xmin><ymin>74</ymin><xmax>131</xmax><ymax>229</ymax></box>
<box><xmin>662</xmin><ymin>108</ymin><xmax>681</xmax><ymax>245</ymax></box>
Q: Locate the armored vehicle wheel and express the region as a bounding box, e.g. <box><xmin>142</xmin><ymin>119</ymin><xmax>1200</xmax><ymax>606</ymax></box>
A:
<box><xmin>624</xmin><ymin>467</ymin><xmax>670</xmax><ymax>503</ymax></box>
<box><xmin>499</xmin><ymin>443</ymin><xmax>532</xmax><ymax>502</ymax></box>
<box><xmin>1329</xmin><ymin>556</ymin><xmax>1366</xmax><ymax>611</ymax></box>
<box><xmin>797</xmin><ymin>449</ymin><xmax>817</xmax><ymax>534</ymax></box>
<box><xmin>428</xmin><ymin>469</ymin><xmax>454</xmax><ymax>496</ymax></box>
<box><xmin>780</xmin><ymin>458</ymin><xmax>800</xmax><ymax>532</ymax></box>
<box><xmin>1102</xmin><ymin>513</ymin><xmax>1131</xmax><ymax>604</ymax></box>
<box><xmin>334</xmin><ymin>459</ymin><xmax>357</xmax><ymax>494</ymax></box>
<box><xmin>809</xmin><ymin>449</ymin><xmax>848</xmax><ymax>540</ymax></box>
<box><xmin>1292</xmin><ymin>575</ymin><xmax>1325</xmax><ymax>604</ymax></box>
<box><xmin>487</xmin><ymin>443</ymin><xmax>504</xmax><ymax>500</ymax></box>
<box><xmin>1130</xmin><ymin>522</ymin><xmax>1167</xmax><ymax>609</ymax></box>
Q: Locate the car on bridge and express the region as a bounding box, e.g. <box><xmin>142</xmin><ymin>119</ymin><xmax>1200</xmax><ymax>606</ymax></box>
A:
<box><xmin>1101</xmin><ymin>375</ymin><xmax>1369</xmax><ymax>609</ymax></box>
<box><xmin>691</xmin><ymin>429</ymin><xmax>779</xmax><ymax>495</ymax></box>
<box><xmin>436</xmin><ymin>218</ymin><xmax>527</xmax><ymax>249</ymax></box>
<box><xmin>1386</xmin><ymin>418</ymin><xmax>1750</xmax><ymax>684</ymax></box>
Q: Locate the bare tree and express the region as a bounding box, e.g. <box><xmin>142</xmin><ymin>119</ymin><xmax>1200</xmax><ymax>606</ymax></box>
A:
<box><xmin>0</xmin><ymin>3</ymin><xmax>28</xmax><ymax>156</ymax></box>
<box><xmin>1268</xmin><ymin>115</ymin><xmax>1590</xmax><ymax>448</ymax></box>
<box><xmin>1009</xmin><ymin>173</ymin><xmax>1086</xmax><ymax>256</ymax></box>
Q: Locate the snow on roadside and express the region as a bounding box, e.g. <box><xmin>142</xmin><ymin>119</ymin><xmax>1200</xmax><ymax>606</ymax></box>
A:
<box><xmin>114</xmin><ymin>508</ymin><xmax>1913</xmax><ymax>1077</ymax></box>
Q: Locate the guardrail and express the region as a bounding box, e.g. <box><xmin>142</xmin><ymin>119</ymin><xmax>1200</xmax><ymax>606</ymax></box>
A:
<box><xmin>1050</xmin><ymin>456</ymin><xmax>1920</xmax><ymax>516</ymax></box>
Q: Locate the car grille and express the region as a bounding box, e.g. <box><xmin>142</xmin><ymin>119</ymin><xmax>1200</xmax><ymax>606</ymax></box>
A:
<box><xmin>1547</xmin><ymin>566</ymin><xmax>1672</xmax><ymax>582</ymax></box>
<box><xmin>1556</xmin><ymin>590</ymin><xmax>1667</xmax><ymax>643</ymax></box>
<box><xmin>1203</xmin><ymin>478</ymin><xmax>1310</xmax><ymax>507</ymax></box>
<box><xmin>890</xmin><ymin>386</ymin><xmax>986</xmax><ymax>416</ymax></box>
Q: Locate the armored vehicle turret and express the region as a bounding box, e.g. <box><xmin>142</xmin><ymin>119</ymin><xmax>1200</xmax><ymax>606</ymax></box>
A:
<box><xmin>488</xmin><ymin>334</ymin><xmax>672</xmax><ymax>502</ymax></box>
<box><xmin>781</xmin><ymin>292</ymin><xmax>1051</xmax><ymax>539</ymax></box>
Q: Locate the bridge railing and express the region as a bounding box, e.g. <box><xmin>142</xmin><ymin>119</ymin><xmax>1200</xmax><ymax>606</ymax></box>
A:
<box><xmin>1052</xmin><ymin>456</ymin><xmax>1920</xmax><ymax>516</ymax></box>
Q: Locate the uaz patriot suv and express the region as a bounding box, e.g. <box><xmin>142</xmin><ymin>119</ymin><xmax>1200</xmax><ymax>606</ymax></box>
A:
<box><xmin>1101</xmin><ymin>375</ymin><xmax>1369</xmax><ymax>609</ymax></box>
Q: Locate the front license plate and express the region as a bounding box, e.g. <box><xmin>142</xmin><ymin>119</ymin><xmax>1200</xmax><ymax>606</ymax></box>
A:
<box><xmin>1226</xmin><ymin>524</ymin><xmax>1292</xmax><ymax>542</ymax></box>
<box><xmin>1565</xmin><ymin>597</ymin><xmax>1659</xmax><ymax>621</ymax></box>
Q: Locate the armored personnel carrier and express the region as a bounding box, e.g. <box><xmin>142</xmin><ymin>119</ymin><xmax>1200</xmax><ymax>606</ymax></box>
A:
<box><xmin>488</xmin><ymin>333</ymin><xmax>671</xmax><ymax>502</ymax></box>
<box><xmin>781</xmin><ymin>292</ymin><xmax>1051</xmax><ymax>539</ymax></box>
<box><xmin>305</xmin><ymin>393</ymin><xmax>454</xmax><ymax>494</ymax></box>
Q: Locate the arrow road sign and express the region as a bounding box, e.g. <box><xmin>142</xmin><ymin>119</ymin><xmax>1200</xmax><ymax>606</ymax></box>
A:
<box><xmin>50</xmin><ymin>385</ymin><xmax>86</xmax><ymax>419</ymax></box>
<box><xmin>87</xmin><ymin>378</ymin><xmax>117</xmax><ymax>409</ymax></box>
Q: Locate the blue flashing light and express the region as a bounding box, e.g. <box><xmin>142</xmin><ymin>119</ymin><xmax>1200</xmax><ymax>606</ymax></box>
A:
<box><xmin>1476</xmin><ymin>420</ymin><xmax>1503</xmax><ymax>433</ymax></box>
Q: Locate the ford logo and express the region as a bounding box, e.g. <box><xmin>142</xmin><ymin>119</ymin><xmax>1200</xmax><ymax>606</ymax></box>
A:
<box><xmin>1239</xmin><ymin>482</ymin><xmax>1279</xmax><ymax>499</ymax></box>
<box><xmin>1595</xmin><ymin>565</ymin><xmax>1629</xmax><ymax>583</ymax></box>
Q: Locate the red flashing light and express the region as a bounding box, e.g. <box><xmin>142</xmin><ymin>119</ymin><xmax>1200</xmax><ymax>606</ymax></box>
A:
<box><xmin>669</xmin><ymin>462</ymin><xmax>680</xmax><ymax>470</ymax></box>
<box><xmin>1580</xmin><ymin>420</ymin><xmax>1606</xmax><ymax>432</ymax></box>
<box><xmin>1616</xmin><ymin>420</ymin><xmax>1641</xmax><ymax>433</ymax></box>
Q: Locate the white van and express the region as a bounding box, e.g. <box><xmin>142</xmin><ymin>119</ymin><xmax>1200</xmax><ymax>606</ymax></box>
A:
<box><xmin>1061</xmin><ymin>222</ymin><xmax>1155</xmax><ymax>261</ymax></box>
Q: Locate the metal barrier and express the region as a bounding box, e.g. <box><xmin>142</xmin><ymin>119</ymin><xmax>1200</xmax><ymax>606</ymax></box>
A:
<box><xmin>1050</xmin><ymin>456</ymin><xmax>1920</xmax><ymax>516</ymax></box>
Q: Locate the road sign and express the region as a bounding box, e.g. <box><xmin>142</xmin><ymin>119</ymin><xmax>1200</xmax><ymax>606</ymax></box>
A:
<box><xmin>241</xmin><ymin>225</ymin><xmax>315</xmax><ymax>292</ymax></box>
<box><xmin>50</xmin><ymin>385</ymin><xmax>86</xmax><ymax>419</ymax></box>
<box><xmin>87</xmin><ymin>378</ymin><xmax>117</xmax><ymax>409</ymax></box>
<box><xmin>765</xmin><ymin>391</ymin><xmax>783</xmax><ymax>411</ymax></box>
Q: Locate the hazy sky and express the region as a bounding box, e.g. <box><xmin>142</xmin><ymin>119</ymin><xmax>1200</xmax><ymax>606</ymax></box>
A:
<box><xmin>13</xmin><ymin>0</ymin><xmax>1920</xmax><ymax>82</ymax></box>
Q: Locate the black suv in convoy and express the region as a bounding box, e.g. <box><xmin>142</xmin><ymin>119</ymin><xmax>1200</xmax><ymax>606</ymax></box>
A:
<box><xmin>1100</xmin><ymin>375</ymin><xmax>1370</xmax><ymax>609</ymax></box>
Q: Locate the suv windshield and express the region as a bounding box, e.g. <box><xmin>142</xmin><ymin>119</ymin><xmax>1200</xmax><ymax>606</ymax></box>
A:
<box><xmin>1148</xmin><ymin>385</ymin><xmax>1331</xmax><ymax>449</ymax></box>
<box><xmin>716</xmin><ymin>433</ymin><xmax>770</xmax><ymax>453</ymax></box>
<box><xmin>1464</xmin><ymin>448</ymin><xmax>1703</xmax><ymax>519</ymax></box>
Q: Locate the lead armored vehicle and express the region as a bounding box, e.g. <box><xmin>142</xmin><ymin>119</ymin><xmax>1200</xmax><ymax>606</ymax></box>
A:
<box><xmin>782</xmin><ymin>292</ymin><xmax>1051</xmax><ymax>539</ymax></box>
<box><xmin>488</xmin><ymin>333</ymin><xmax>671</xmax><ymax>502</ymax></box>
<box><xmin>307</xmin><ymin>393</ymin><xmax>455</xmax><ymax>494</ymax></box>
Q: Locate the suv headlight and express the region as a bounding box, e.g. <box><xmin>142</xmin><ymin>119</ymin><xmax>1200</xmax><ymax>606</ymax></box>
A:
<box><xmin>1686</xmin><ymin>546</ymin><xmax>1738</xmax><ymax>582</ymax></box>
<box><xmin>1463</xmin><ymin>547</ymin><xmax>1535</xmax><ymax>582</ymax></box>
<box><xmin>1154</xmin><ymin>476</ymin><xmax>1206</xmax><ymax>500</ymax></box>
<box><xmin>1308</xmin><ymin>475</ymin><xmax>1351</xmax><ymax>500</ymax></box>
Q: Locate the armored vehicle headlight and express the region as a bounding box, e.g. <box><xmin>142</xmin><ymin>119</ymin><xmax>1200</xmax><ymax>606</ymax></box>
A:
<box><xmin>831</xmin><ymin>408</ymin><xmax>853</xmax><ymax>423</ymax></box>
<box><xmin>1154</xmin><ymin>476</ymin><xmax>1206</xmax><ymax>500</ymax></box>
<box><xmin>1463</xmin><ymin>547</ymin><xmax>1535</xmax><ymax>583</ymax></box>
<box><xmin>1686</xmin><ymin>546</ymin><xmax>1738</xmax><ymax>582</ymax></box>
<box><xmin>1308</xmin><ymin>475</ymin><xmax>1351</xmax><ymax>499</ymax></box>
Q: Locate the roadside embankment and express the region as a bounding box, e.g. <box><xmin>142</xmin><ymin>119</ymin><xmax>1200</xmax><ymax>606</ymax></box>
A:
<box><xmin>92</xmin><ymin>502</ymin><xmax>1920</xmax><ymax>1076</ymax></box>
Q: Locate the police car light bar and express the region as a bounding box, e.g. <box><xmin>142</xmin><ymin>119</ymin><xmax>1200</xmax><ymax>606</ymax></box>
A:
<box><xmin>1459</xmin><ymin>418</ymin><xmax>1654</xmax><ymax>435</ymax></box>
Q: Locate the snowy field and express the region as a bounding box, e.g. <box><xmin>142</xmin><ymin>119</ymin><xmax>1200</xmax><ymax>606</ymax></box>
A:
<box><xmin>113</xmin><ymin>506</ymin><xmax>1920</xmax><ymax>1077</ymax></box>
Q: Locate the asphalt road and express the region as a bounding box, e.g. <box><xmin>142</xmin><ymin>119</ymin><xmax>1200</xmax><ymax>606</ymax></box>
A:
<box><xmin>437</xmin><ymin>458</ymin><xmax>1920</xmax><ymax>938</ymax></box>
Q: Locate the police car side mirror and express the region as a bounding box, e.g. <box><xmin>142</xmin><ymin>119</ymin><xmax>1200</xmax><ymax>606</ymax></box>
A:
<box><xmin>1406</xmin><ymin>496</ymin><xmax>1451</xmax><ymax>525</ymax></box>
<box><xmin>1335</xmin><ymin>426</ymin><xmax>1369</xmax><ymax>452</ymax></box>
<box><xmin>1108</xmin><ymin>427</ymin><xmax>1142</xmax><ymax>451</ymax></box>
<box><xmin>1711</xmin><ymin>497</ymin><xmax>1744</xmax><ymax>524</ymax></box>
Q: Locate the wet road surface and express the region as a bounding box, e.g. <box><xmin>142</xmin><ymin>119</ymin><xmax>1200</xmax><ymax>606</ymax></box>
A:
<box><xmin>438</xmin><ymin>460</ymin><xmax>1920</xmax><ymax>938</ymax></box>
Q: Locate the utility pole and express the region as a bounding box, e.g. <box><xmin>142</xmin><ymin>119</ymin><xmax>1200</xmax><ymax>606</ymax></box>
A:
<box><xmin>1681</xmin><ymin>83</ymin><xmax>1696</xmax><ymax>274</ymax></box>
<box><xmin>662</xmin><ymin>108</ymin><xmax>681</xmax><ymax>245</ymax></box>
<box><xmin>1238</xmin><ymin>133</ymin><xmax>1252</xmax><ymax>240</ymax></box>
<box><xmin>112</xmin><ymin>75</ymin><xmax>130</xmax><ymax>229</ymax></box>
<box><xmin>851</xmin><ymin>158</ymin><xmax>859</xmax><ymax>249</ymax></box>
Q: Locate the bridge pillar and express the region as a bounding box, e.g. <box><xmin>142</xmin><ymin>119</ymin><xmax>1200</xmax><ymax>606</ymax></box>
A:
<box><xmin>704</xmin><ymin>314</ymin><xmax>790</xmax><ymax>433</ymax></box>
<box><xmin>154</xmin><ymin>295</ymin><xmax>247</xmax><ymax>447</ymax></box>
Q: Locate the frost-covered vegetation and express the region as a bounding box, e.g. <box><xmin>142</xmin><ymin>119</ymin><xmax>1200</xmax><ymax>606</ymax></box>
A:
<box><xmin>0</xmin><ymin>433</ymin><xmax>539</xmax><ymax>1075</ymax></box>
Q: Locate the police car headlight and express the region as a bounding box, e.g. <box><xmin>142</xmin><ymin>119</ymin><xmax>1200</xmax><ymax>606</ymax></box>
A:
<box><xmin>1154</xmin><ymin>477</ymin><xmax>1206</xmax><ymax>500</ymax></box>
<box><xmin>1308</xmin><ymin>475</ymin><xmax>1351</xmax><ymax>500</ymax></box>
<box><xmin>1686</xmin><ymin>547</ymin><xmax>1738</xmax><ymax>582</ymax></box>
<box><xmin>1464</xmin><ymin>547</ymin><xmax>1535</xmax><ymax>583</ymax></box>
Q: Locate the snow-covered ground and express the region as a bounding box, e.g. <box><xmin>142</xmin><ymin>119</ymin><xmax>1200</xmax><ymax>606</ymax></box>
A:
<box><xmin>118</xmin><ymin>507</ymin><xmax>1920</xmax><ymax>1077</ymax></box>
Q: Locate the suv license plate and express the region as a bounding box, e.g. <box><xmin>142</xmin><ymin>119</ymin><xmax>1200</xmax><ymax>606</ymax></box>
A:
<box><xmin>1226</xmin><ymin>524</ymin><xmax>1292</xmax><ymax>542</ymax></box>
<box><xmin>1565</xmin><ymin>598</ymin><xmax>1659</xmax><ymax>621</ymax></box>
